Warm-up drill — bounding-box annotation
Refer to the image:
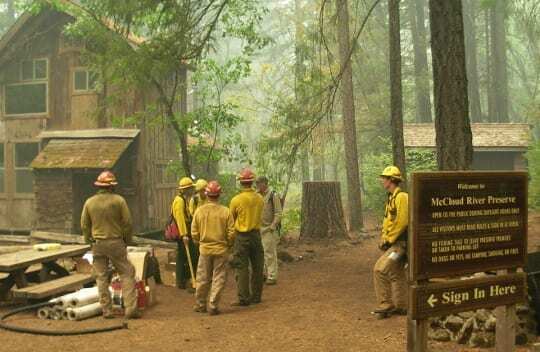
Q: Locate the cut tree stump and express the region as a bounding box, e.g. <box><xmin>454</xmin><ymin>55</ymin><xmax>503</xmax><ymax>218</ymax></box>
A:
<box><xmin>300</xmin><ymin>182</ymin><xmax>348</xmax><ymax>239</ymax></box>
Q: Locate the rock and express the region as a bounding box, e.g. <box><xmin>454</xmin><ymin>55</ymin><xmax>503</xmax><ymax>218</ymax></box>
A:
<box><xmin>457</xmin><ymin>317</ymin><xmax>475</xmax><ymax>344</ymax></box>
<box><xmin>277</xmin><ymin>250</ymin><xmax>295</xmax><ymax>263</ymax></box>
<box><xmin>475</xmin><ymin>309</ymin><xmax>490</xmax><ymax>322</ymax></box>
<box><xmin>516</xmin><ymin>304</ymin><xmax>530</xmax><ymax>315</ymax></box>
<box><xmin>485</xmin><ymin>316</ymin><xmax>497</xmax><ymax>332</ymax></box>
<box><xmin>429</xmin><ymin>328</ymin><xmax>451</xmax><ymax>342</ymax></box>
<box><xmin>469</xmin><ymin>332</ymin><xmax>495</xmax><ymax>348</ymax></box>
<box><xmin>458</xmin><ymin>311</ymin><xmax>474</xmax><ymax>319</ymax></box>
<box><xmin>429</xmin><ymin>318</ymin><xmax>442</xmax><ymax>329</ymax></box>
<box><xmin>444</xmin><ymin>315</ymin><xmax>464</xmax><ymax>333</ymax></box>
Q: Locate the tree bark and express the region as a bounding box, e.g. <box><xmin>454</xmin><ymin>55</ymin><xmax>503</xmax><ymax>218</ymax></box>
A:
<box><xmin>489</xmin><ymin>0</ymin><xmax>509</xmax><ymax>122</ymax></box>
<box><xmin>295</xmin><ymin>0</ymin><xmax>311</xmax><ymax>182</ymax></box>
<box><xmin>300</xmin><ymin>182</ymin><xmax>348</xmax><ymax>239</ymax></box>
<box><xmin>429</xmin><ymin>0</ymin><xmax>473</xmax><ymax>170</ymax></box>
<box><xmin>336</xmin><ymin>0</ymin><xmax>363</xmax><ymax>232</ymax></box>
<box><xmin>485</xmin><ymin>9</ymin><xmax>495</xmax><ymax>121</ymax></box>
<box><xmin>462</xmin><ymin>0</ymin><xmax>483</xmax><ymax>122</ymax></box>
<box><xmin>389</xmin><ymin>0</ymin><xmax>407</xmax><ymax>182</ymax></box>
<box><xmin>408</xmin><ymin>0</ymin><xmax>432</xmax><ymax>123</ymax></box>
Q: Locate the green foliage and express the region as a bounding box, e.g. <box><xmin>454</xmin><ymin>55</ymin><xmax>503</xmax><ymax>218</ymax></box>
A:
<box><xmin>361</xmin><ymin>142</ymin><xmax>436</xmax><ymax>213</ymax></box>
<box><xmin>282</xmin><ymin>207</ymin><xmax>301</xmax><ymax>235</ymax></box>
<box><xmin>527</xmin><ymin>142</ymin><xmax>540</xmax><ymax>208</ymax></box>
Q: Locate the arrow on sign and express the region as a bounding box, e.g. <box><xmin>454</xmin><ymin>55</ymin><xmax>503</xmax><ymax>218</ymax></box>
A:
<box><xmin>427</xmin><ymin>294</ymin><xmax>438</xmax><ymax>308</ymax></box>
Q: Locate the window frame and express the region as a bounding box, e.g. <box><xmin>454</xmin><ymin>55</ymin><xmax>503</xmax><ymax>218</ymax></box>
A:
<box><xmin>20</xmin><ymin>58</ymin><xmax>48</xmax><ymax>82</ymax></box>
<box><xmin>4</xmin><ymin>58</ymin><xmax>49</xmax><ymax>117</ymax></box>
<box><xmin>4</xmin><ymin>81</ymin><xmax>49</xmax><ymax>117</ymax></box>
<box><xmin>72</xmin><ymin>67</ymin><xmax>98</xmax><ymax>93</ymax></box>
<box><xmin>13</xmin><ymin>142</ymin><xmax>39</xmax><ymax>194</ymax></box>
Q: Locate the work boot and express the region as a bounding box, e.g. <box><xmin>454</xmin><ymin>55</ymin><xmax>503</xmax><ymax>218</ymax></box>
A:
<box><xmin>372</xmin><ymin>304</ymin><xmax>394</xmax><ymax>314</ymax></box>
<box><xmin>266</xmin><ymin>279</ymin><xmax>277</xmax><ymax>286</ymax></box>
<box><xmin>374</xmin><ymin>311</ymin><xmax>392</xmax><ymax>320</ymax></box>
<box><xmin>208</xmin><ymin>308</ymin><xmax>220</xmax><ymax>316</ymax></box>
<box><xmin>392</xmin><ymin>308</ymin><xmax>407</xmax><ymax>316</ymax></box>
<box><xmin>193</xmin><ymin>305</ymin><xmax>207</xmax><ymax>313</ymax></box>
<box><xmin>125</xmin><ymin>309</ymin><xmax>142</xmax><ymax>320</ymax></box>
<box><xmin>250</xmin><ymin>297</ymin><xmax>261</xmax><ymax>304</ymax></box>
<box><xmin>230</xmin><ymin>301</ymin><xmax>250</xmax><ymax>307</ymax></box>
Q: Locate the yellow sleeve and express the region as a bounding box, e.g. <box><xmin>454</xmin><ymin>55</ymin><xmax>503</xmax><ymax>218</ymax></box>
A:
<box><xmin>81</xmin><ymin>201</ymin><xmax>92</xmax><ymax>244</ymax></box>
<box><xmin>229</xmin><ymin>197</ymin><xmax>238</xmax><ymax>221</ymax></box>
<box><xmin>120</xmin><ymin>198</ymin><xmax>134</xmax><ymax>244</ymax></box>
<box><xmin>191</xmin><ymin>211</ymin><xmax>200</xmax><ymax>243</ymax></box>
<box><xmin>189</xmin><ymin>197</ymin><xmax>196</xmax><ymax>217</ymax></box>
<box><xmin>384</xmin><ymin>193</ymin><xmax>409</xmax><ymax>244</ymax></box>
<box><xmin>226</xmin><ymin>209</ymin><xmax>236</xmax><ymax>246</ymax></box>
<box><xmin>172</xmin><ymin>196</ymin><xmax>188</xmax><ymax>236</ymax></box>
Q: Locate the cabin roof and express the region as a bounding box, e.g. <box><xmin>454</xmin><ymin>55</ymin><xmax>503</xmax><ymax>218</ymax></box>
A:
<box><xmin>404</xmin><ymin>123</ymin><xmax>531</xmax><ymax>151</ymax></box>
<box><xmin>31</xmin><ymin>129</ymin><xmax>139</xmax><ymax>169</ymax></box>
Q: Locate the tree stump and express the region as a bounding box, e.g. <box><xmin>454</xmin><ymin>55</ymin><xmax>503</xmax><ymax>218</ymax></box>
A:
<box><xmin>300</xmin><ymin>182</ymin><xmax>348</xmax><ymax>239</ymax></box>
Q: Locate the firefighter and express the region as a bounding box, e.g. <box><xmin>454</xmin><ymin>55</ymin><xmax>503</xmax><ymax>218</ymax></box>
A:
<box><xmin>81</xmin><ymin>171</ymin><xmax>140</xmax><ymax>319</ymax></box>
<box><xmin>171</xmin><ymin>177</ymin><xmax>199</xmax><ymax>291</ymax></box>
<box><xmin>229</xmin><ymin>168</ymin><xmax>265</xmax><ymax>306</ymax></box>
<box><xmin>373</xmin><ymin>166</ymin><xmax>408</xmax><ymax>319</ymax></box>
<box><xmin>189</xmin><ymin>179</ymin><xmax>208</xmax><ymax>216</ymax></box>
<box><xmin>191</xmin><ymin>181</ymin><xmax>235</xmax><ymax>315</ymax></box>
<box><xmin>256</xmin><ymin>176</ymin><xmax>283</xmax><ymax>285</ymax></box>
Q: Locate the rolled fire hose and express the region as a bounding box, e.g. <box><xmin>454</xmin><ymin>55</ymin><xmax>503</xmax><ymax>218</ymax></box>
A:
<box><xmin>67</xmin><ymin>287</ymin><xmax>99</xmax><ymax>307</ymax></box>
<box><xmin>0</xmin><ymin>301</ymin><xmax>127</xmax><ymax>335</ymax></box>
<box><xmin>67</xmin><ymin>302</ymin><xmax>102</xmax><ymax>321</ymax></box>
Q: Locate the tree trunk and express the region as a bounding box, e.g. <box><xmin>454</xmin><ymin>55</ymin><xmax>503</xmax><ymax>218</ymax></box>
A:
<box><xmin>336</xmin><ymin>0</ymin><xmax>363</xmax><ymax>232</ymax></box>
<box><xmin>462</xmin><ymin>0</ymin><xmax>482</xmax><ymax>122</ymax></box>
<box><xmin>295</xmin><ymin>0</ymin><xmax>310</xmax><ymax>182</ymax></box>
<box><xmin>429</xmin><ymin>0</ymin><xmax>473</xmax><ymax>170</ymax></box>
<box><xmin>489</xmin><ymin>0</ymin><xmax>509</xmax><ymax>122</ymax></box>
<box><xmin>485</xmin><ymin>9</ymin><xmax>496</xmax><ymax>122</ymax></box>
<box><xmin>389</xmin><ymin>0</ymin><xmax>407</xmax><ymax>182</ymax></box>
<box><xmin>408</xmin><ymin>0</ymin><xmax>432</xmax><ymax>123</ymax></box>
<box><xmin>300</xmin><ymin>182</ymin><xmax>348</xmax><ymax>239</ymax></box>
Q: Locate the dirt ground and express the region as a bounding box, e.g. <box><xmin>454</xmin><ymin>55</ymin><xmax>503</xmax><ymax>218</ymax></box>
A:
<box><xmin>0</xmin><ymin>213</ymin><xmax>538</xmax><ymax>352</ymax></box>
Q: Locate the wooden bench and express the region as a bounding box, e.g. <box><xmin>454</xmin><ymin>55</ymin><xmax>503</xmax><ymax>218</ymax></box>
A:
<box><xmin>12</xmin><ymin>273</ymin><xmax>94</xmax><ymax>299</ymax></box>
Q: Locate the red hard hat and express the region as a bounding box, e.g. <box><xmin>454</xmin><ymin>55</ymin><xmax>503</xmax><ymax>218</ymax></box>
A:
<box><xmin>237</xmin><ymin>168</ymin><xmax>255</xmax><ymax>183</ymax></box>
<box><xmin>205</xmin><ymin>181</ymin><xmax>222</xmax><ymax>197</ymax></box>
<box><xmin>94</xmin><ymin>170</ymin><xmax>118</xmax><ymax>187</ymax></box>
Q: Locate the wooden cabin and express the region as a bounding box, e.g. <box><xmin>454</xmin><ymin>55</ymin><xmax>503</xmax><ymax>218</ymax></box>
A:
<box><xmin>0</xmin><ymin>8</ymin><xmax>190</xmax><ymax>233</ymax></box>
<box><xmin>403</xmin><ymin>123</ymin><xmax>531</xmax><ymax>170</ymax></box>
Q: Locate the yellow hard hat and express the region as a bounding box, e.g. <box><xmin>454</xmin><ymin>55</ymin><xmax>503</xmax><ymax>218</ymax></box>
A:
<box><xmin>380</xmin><ymin>166</ymin><xmax>403</xmax><ymax>181</ymax></box>
<box><xmin>178</xmin><ymin>177</ymin><xmax>194</xmax><ymax>190</ymax></box>
<box><xmin>195</xmin><ymin>179</ymin><xmax>208</xmax><ymax>191</ymax></box>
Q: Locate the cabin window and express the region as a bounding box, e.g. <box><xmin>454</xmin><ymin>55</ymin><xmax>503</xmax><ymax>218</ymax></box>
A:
<box><xmin>0</xmin><ymin>144</ymin><xmax>4</xmax><ymax>193</ymax></box>
<box><xmin>4</xmin><ymin>59</ymin><xmax>48</xmax><ymax>116</ymax></box>
<box><xmin>5</xmin><ymin>83</ymin><xmax>48</xmax><ymax>115</ymax></box>
<box><xmin>21</xmin><ymin>59</ymin><xmax>48</xmax><ymax>81</ymax></box>
<box><xmin>14</xmin><ymin>143</ymin><xmax>39</xmax><ymax>193</ymax></box>
<box><xmin>73</xmin><ymin>69</ymin><xmax>98</xmax><ymax>92</ymax></box>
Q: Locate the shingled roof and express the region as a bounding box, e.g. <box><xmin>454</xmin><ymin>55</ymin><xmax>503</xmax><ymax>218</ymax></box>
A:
<box><xmin>404</xmin><ymin>123</ymin><xmax>531</xmax><ymax>151</ymax></box>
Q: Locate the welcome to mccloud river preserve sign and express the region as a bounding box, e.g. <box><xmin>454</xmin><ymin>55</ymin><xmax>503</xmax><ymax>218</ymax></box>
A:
<box><xmin>408</xmin><ymin>171</ymin><xmax>528</xmax><ymax>325</ymax></box>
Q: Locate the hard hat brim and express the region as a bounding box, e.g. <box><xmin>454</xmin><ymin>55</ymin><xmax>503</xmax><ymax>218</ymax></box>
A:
<box><xmin>380</xmin><ymin>174</ymin><xmax>403</xmax><ymax>181</ymax></box>
<box><xmin>178</xmin><ymin>185</ymin><xmax>194</xmax><ymax>190</ymax></box>
<box><xmin>95</xmin><ymin>181</ymin><xmax>118</xmax><ymax>187</ymax></box>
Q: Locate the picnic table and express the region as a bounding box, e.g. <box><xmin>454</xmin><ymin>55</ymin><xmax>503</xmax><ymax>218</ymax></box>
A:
<box><xmin>0</xmin><ymin>244</ymin><xmax>92</xmax><ymax>300</ymax></box>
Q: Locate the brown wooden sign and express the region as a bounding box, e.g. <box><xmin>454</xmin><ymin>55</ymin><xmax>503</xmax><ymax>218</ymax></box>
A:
<box><xmin>410</xmin><ymin>273</ymin><xmax>526</xmax><ymax>320</ymax></box>
<box><xmin>410</xmin><ymin>172</ymin><xmax>528</xmax><ymax>281</ymax></box>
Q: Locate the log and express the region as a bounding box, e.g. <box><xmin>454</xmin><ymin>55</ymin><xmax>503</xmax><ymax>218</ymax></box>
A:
<box><xmin>300</xmin><ymin>182</ymin><xmax>348</xmax><ymax>239</ymax></box>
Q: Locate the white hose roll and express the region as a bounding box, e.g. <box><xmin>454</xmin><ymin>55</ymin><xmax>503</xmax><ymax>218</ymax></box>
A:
<box><xmin>67</xmin><ymin>302</ymin><xmax>102</xmax><ymax>321</ymax></box>
<box><xmin>37</xmin><ymin>307</ymin><xmax>50</xmax><ymax>320</ymax></box>
<box><xmin>68</xmin><ymin>287</ymin><xmax>99</xmax><ymax>307</ymax></box>
<box><xmin>54</xmin><ymin>287</ymin><xmax>99</xmax><ymax>308</ymax></box>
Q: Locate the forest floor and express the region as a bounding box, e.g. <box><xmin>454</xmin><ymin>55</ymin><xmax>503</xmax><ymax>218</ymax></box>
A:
<box><xmin>0</xmin><ymin>213</ymin><xmax>539</xmax><ymax>352</ymax></box>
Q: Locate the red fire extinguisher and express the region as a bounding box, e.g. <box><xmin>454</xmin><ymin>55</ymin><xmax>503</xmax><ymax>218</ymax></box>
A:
<box><xmin>136</xmin><ymin>280</ymin><xmax>146</xmax><ymax>309</ymax></box>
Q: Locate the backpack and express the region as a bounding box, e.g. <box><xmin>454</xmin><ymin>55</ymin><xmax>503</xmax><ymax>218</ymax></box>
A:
<box><xmin>269</xmin><ymin>191</ymin><xmax>284</xmax><ymax>234</ymax></box>
<box><xmin>164</xmin><ymin>195</ymin><xmax>191</xmax><ymax>241</ymax></box>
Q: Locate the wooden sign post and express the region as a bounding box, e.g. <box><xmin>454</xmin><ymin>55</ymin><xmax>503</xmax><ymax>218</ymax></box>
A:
<box><xmin>407</xmin><ymin>172</ymin><xmax>528</xmax><ymax>352</ymax></box>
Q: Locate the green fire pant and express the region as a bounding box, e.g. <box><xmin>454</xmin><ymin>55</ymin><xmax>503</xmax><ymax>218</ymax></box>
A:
<box><xmin>176</xmin><ymin>238</ymin><xmax>199</xmax><ymax>289</ymax></box>
<box><xmin>231</xmin><ymin>230</ymin><xmax>265</xmax><ymax>303</ymax></box>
